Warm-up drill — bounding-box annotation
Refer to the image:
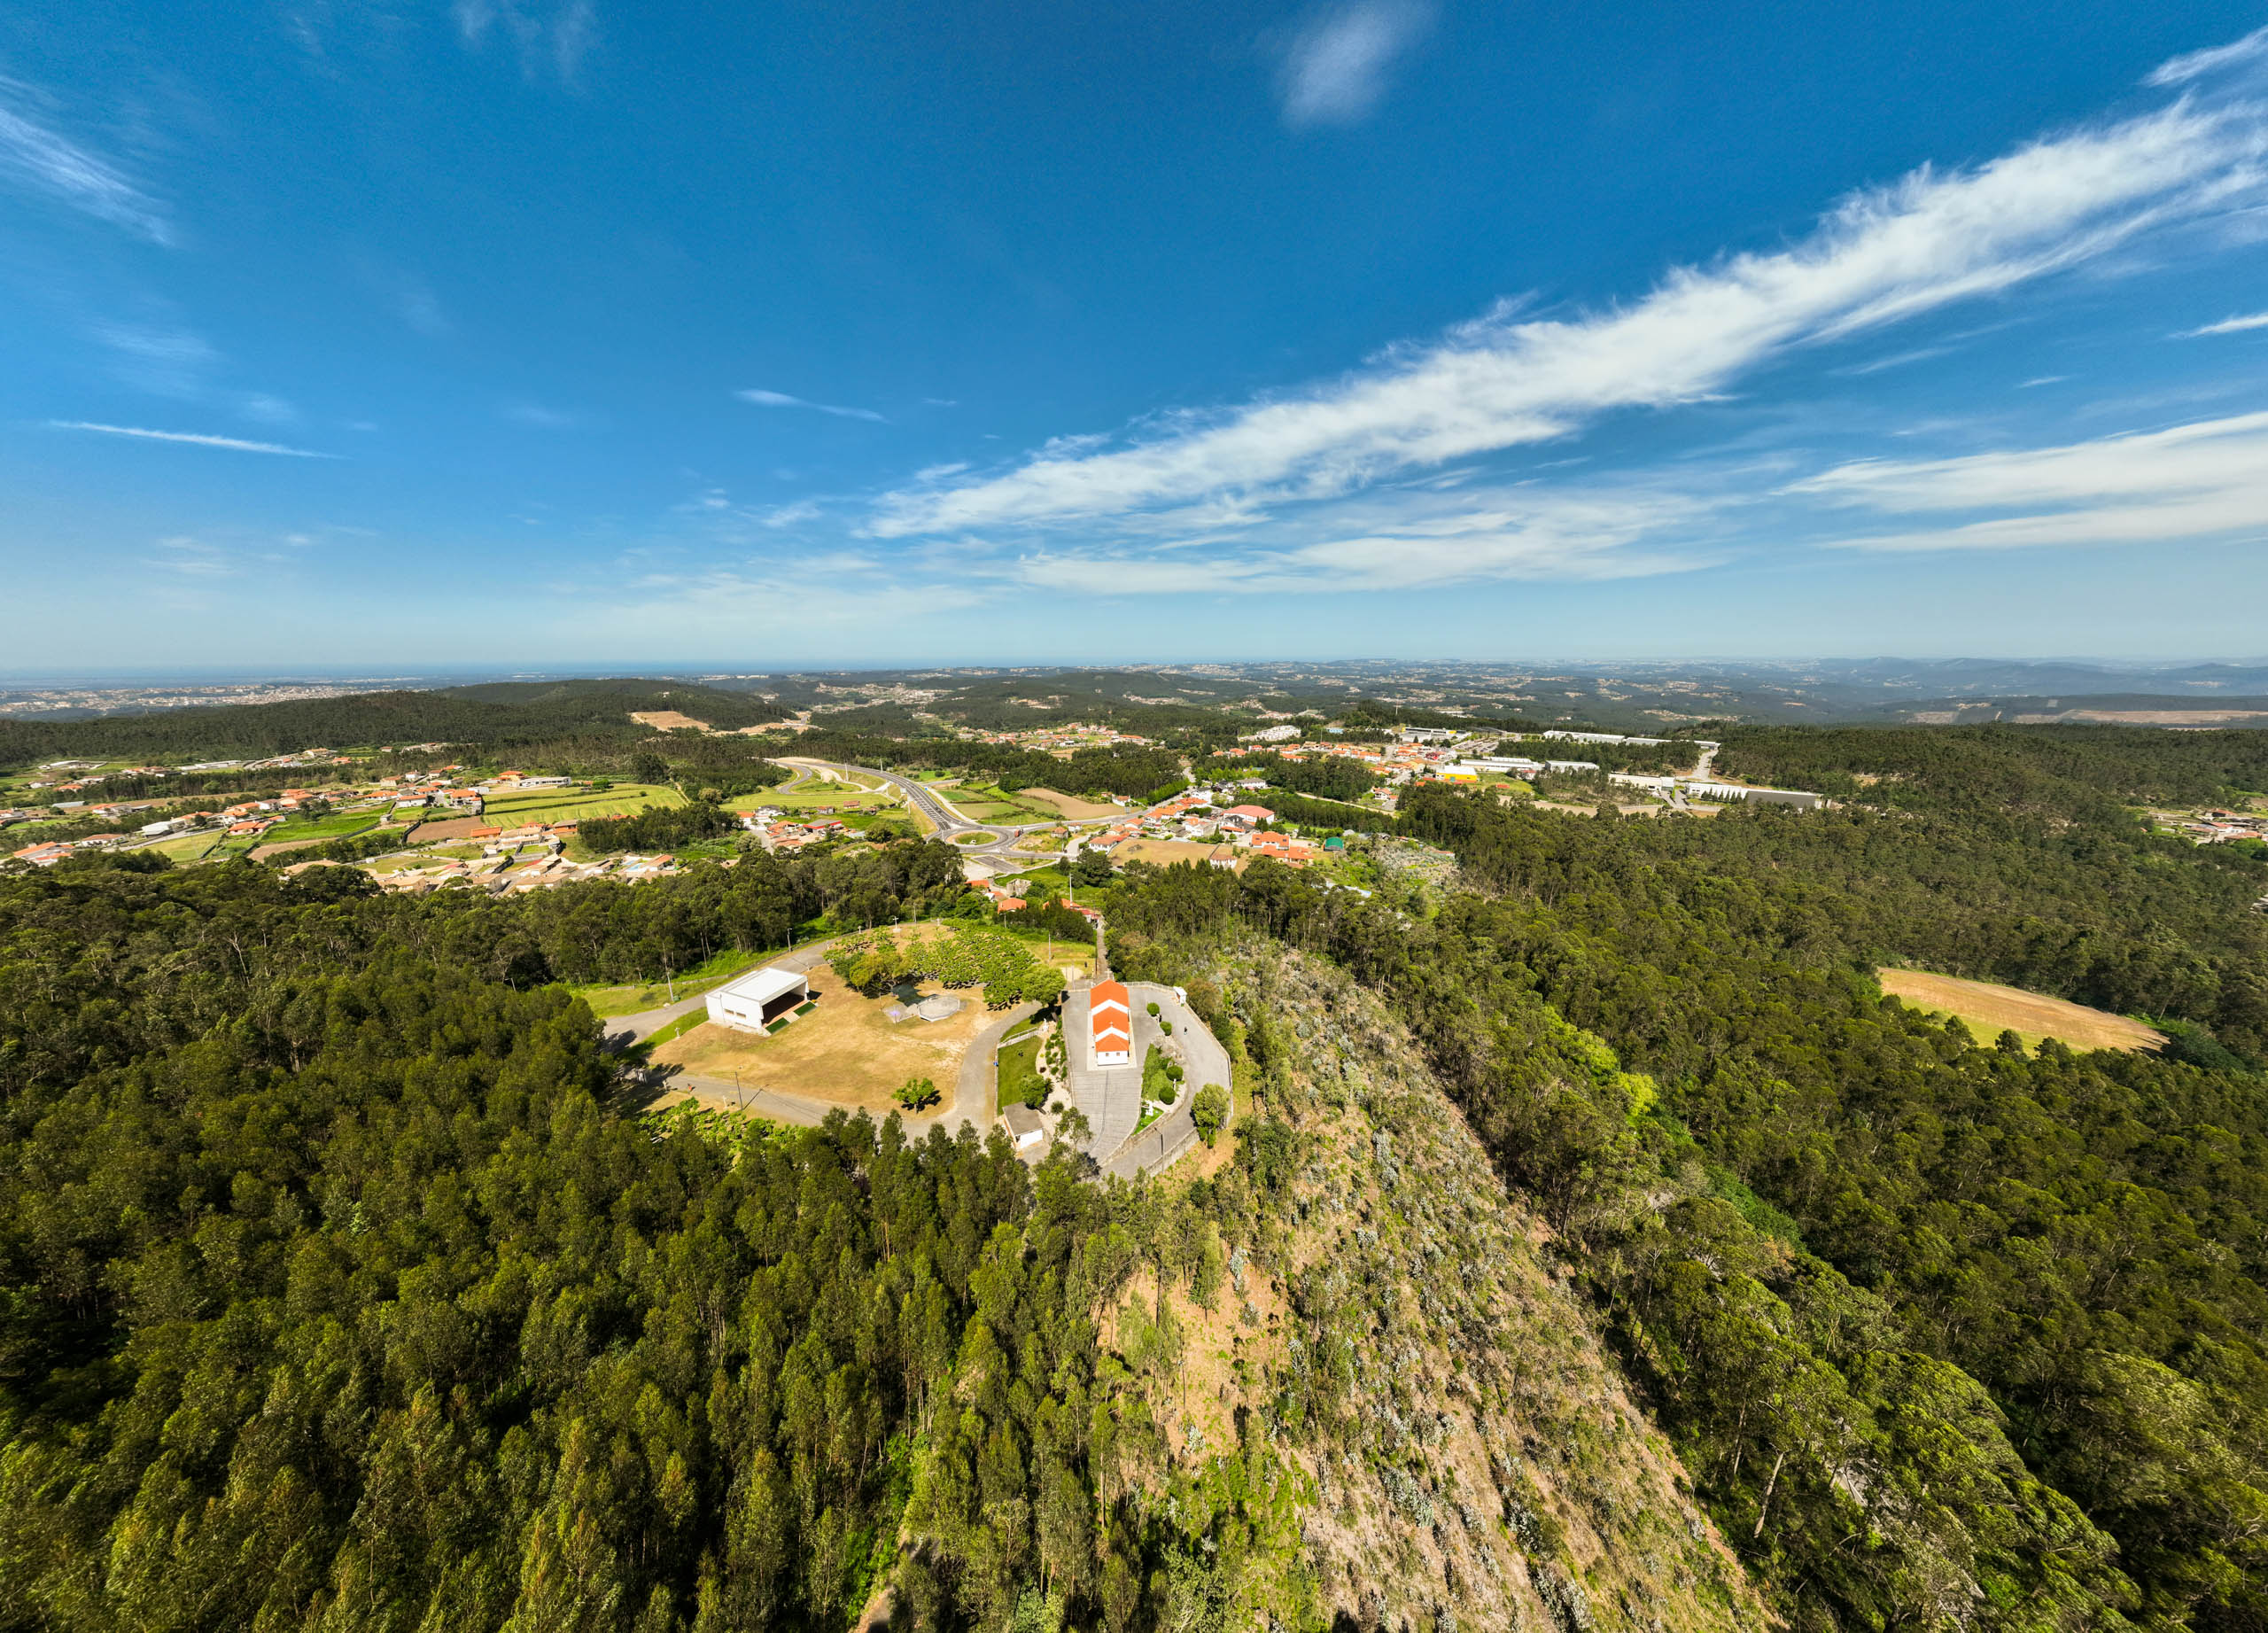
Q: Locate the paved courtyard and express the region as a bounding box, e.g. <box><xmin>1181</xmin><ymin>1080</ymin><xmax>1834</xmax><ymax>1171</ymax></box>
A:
<box><xmin>1060</xmin><ymin>981</ymin><xmax>1231</xmax><ymax>1176</ymax></box>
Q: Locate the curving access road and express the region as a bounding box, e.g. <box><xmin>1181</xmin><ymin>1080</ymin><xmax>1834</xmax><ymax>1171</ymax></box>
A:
<box><xmin>773</xmin><ymin>756</ymin><xmax>1122</xmax><ymax>868</ymax></box>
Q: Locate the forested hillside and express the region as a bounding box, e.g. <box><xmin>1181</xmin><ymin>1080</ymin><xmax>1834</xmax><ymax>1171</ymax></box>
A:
<box><xmin>6</xmin><ymin>716</ymin><xmax>2268</xmax><ymax>1631</ymax></box>
<box><xmin>0</xmin><ymin>679</ymin><xmax>786</xmax><ymax>763</ymax></box>
<box><xmin>1106</xmin><ymin>779</ymin><xmax>2268</xmax><ymax>1633</ymax></box>
<box><xmin>1714</xmin><ymin>723</ymin><xmax>2268</xmax><ymax>817</ymax></box>
<box><xmin>0</xmin><ymin>850</ymin><xmax>1764</xmax><ymax>1632</ymax></box>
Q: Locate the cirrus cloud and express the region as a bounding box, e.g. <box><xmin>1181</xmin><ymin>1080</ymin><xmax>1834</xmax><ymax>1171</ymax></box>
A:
<box><xmin>48</xmin><ymin>420</ymin><xmax>338</xmax><ymax>457</ymax></box>
<box><xmin>1790</xmin><ymin>410</ymin><xmax>2268</xmax><ymax>552</ymax></box>
<box><xmin>0</xmin><ymin>76</ymin><xmax>173</xmax><ymax>245</ymax></box>
<box><xmin>737</xmin><ymin>387</ymin><xmax>888</xmax><ymax>424</ymax></box>
<box><xmin>873</xmin><ymin>95</ymin><xmax>2268</xmax><ymax>548</ymax></box>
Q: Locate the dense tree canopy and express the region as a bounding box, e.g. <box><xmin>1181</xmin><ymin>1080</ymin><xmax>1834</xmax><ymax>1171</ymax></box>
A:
<box><xmin>7</xmin><ymin>717</ymin><xmax>2268</xmax><ymax>1631</ymax></box>
<box><xmin>1104</xmin><ymin>774</ymin><xmax>2268</xmax><ymax>1633</ymax></box>
<box><xmin>0</xmin><ymin>680</ymin><xmax>788</xmax><ymax>766</ymax></box>
<box><xmin>0</xmin><ymin>854</ymin><xmax>1301</xmax><ymax>1633</ymax></box>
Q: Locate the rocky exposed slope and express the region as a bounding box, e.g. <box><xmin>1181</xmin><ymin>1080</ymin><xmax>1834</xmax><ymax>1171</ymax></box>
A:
<box><xmin>1113</xmin><ymin>942</ymin><xmax>1766</xmax><ymax>1633</ymax></box>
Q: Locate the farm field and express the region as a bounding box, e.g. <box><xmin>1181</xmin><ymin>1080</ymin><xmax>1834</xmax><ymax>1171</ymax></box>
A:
<box><xmin>406</xmin><ymin>816</ymin><xmax>490</xmax><ymax>843</ymax></box>
<box><xmin>649</xmin><ymin>964</ymin><xmax>989</xmax><ymax>1113</ymax></box>
<box><xmin>1876</xmin><ymin>968</ymin><xmax>2168</xmax><ymax>1054</ymax></box>
<box><xmin>1017</xmin><ymin>787</ymin><xmax>1130</xmax><ymax>820</ymax></box>
<box><xmin>257</xmin><ymin>810</ymin><xmax>387</xmax><ymax>844</ymax></box>
<box><xmin>249</xmin><ymin>835</ymin><xmax>368</xmax><ymax>860</ymax></box>
<box><xmin>366</xmin><ymin>850</ymin><xmax>449</xmax><ymax>875</ymax></box>
<box><xmin>936</xmin><ymin>782</ymin><xmax>1060</xmax><ymax>823</ymax></box>
<box><xmin>1109</xmin><ymin>838</ymin><xmax>1234</xmax><ymax>868</ymax></box>
<box><xmin>735</xmin><ymin>778</ymin><xmax>905</xmax><ymax>815</ymax></box>
<box><xmin>482</xmin><ymin>782</ymin><xmax>683</xmax><ymax>826</ymax></box>
<box><xmin>145</xmin><ymin>832</ymin><xmax>223</xmax><ymax>862</ymax></box>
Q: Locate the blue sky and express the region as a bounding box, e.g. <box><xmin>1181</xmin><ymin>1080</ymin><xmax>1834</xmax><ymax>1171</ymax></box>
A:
<box><xmin>5</xmin><ymin>1</ymin><xmax>2268</xmax><ymax>671</ymax></box>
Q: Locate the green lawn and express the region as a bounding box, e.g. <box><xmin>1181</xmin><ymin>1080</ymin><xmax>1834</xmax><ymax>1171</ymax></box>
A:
<box><xmin>643</xmin><ymin>1010</ymin><xmax>708</xmax><ymax>1048</ymax></box>
<box><xmin>996</xmin><ymin>1032</ymin><xmax>1047</xmax><ymax>1109</ymax></box>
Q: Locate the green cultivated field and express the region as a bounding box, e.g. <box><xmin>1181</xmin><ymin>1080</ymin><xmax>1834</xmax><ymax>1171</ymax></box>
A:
<box><xmin>253</xmin><ymin>810</ymin><xmax>388</xmax><ymax>845</ymax></box>
<box><xmin>146</xmin><ymin>832</ymin><xmax>224</xmax><ymax>862</ymax></box>
<box><xmin>941</xmin><ymin>782</ymin><xmax>1060</xmax><ymax>823</ymax></box>
<box><xmin>482</xmin><ymin>782</ymin><xmax>684</xmax><ymax>826</ymax></box>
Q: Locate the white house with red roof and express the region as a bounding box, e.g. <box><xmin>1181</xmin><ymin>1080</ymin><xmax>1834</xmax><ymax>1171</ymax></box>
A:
<box><xmin>1088</xmin><ymin>979</ymin><xmax>1132</xmax><ymax>1067</ymax></box>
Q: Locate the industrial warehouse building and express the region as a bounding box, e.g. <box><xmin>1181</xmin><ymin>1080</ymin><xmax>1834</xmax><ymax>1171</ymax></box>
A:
<box><xmin>705</xmin><ymin>966</ymin><xmax>812</xmax><ymax>1031</ymax></box>
<box><xmin>1089</xmin><ymin>979</ymin><xmax>1132</xmax><ymax>1067</ymax></box>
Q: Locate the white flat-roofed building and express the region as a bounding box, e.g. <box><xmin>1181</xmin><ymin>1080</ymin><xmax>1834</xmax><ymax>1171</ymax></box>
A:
<box><xmin>705</xmin><ymin>965</ymin><xmax>812</xmax><ymax>1031</ymax></box>
<box><xmin>1685</xmin><ymin>782</ymin><xmax>1821</xmax><ymax>810</ymax></box>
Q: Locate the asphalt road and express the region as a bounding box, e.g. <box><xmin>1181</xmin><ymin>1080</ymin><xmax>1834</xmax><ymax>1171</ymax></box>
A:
<box><xmin>773</xmin><ymin>756</ymin><xmax>1121</xmax><ymax>869</ymax></box>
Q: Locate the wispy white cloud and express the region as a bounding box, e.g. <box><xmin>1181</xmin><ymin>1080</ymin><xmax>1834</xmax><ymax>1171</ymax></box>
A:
<box><xmin>1010</xmin><ymin>479</ymin><xmax>1718</xmax><ymax>595</ymax></box>
<box><xmin>594</xmin><ymin>565</ymin><xmax>989</xmax><ymax>640</ymax></box>
<box><xmin>48</xmin><ymin>421</ymin><xmax>338</xmax><ymax>457</ymax></box>
<box><xmin>2146</xmin><ymin>25</ymin><xmax>2268</xmax><ymax>89</ymax></box>
<box><xmin>872</xmin><ymin>82</ymin><xmax>2268</xmax><ymax>547</ymax></box>
<box><xmin>454</xmin><ymin>0</ymin><xmax>598</xmax><ymax>86</ymax></box>
<box><xmin>1832</xmin><ymin>345</ymin><xmax>1956</xmax><ymax>376</ymax></box>
<box><xmin>1278</xmin><ymin>0</ymin><xmax>1433</xmax><ymax>128</ymax></box>
<box><xmin>1790</xmin><ymin>409</ymin><xmax>2268</xmax><ymax>551</ymax></box>
<box><xmin>2177</xmin><ymin>310</ymin><xmax>2268</xmax><ymax>336</ymax></box>
<box><xmin>2017</xmin><ymin>375</ymin><xmax>2069</xmax><ymax>387</ymax></box>
<box><xmin>149</xmin><ymin>536</ymin><xmax>237</xmax><ymax>577</ymax></box>
<box><xmin>0</xmin><ymin>77</ymin><xmax>172</xmax><ymax>245</ymax></box>
<box><xmin>89</xmin><ymin>321</ymin><xmax>219</xmax><ymax>397</ymax></box>
<box><xmin>737</xmin><ymin>387</ymin><xmax>888</xmax><ymax>423</ymax></box>
<box><xmin>398</xmin><ymin>278</ymin><xmax>450</xmax><ymax>337</ymax></box>
<box><xmin>503</xmin><ymin>400</ymin><xmax>582</xmax><ymax>428</ymax></box>
<box><xmin>757</xmin><ymin>500</ymin><xmax>821</xmax><ymax>529</ymax></box>
<box><xmin>239</xmin><ymin>393</ymin><xmax>299</xmax><ymax>425</ymax></box>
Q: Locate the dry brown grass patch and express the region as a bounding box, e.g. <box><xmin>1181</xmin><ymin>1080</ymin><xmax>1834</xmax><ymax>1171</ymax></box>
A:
<box><xmin>1111</xmin><ymin>838</ymin><xmax>1232</xmax><ymax>868</ymax></box>
<box><xmin>1019</xmin><ymin>787</ymin><xmax>1129</xmax><ymax>820</ymax></box>
<box><xmin>649</xmin><ymin>963</ymin><xmax>991</xmax><ymax>1111</ymax></box>
<box><xmin>1878</xmin><ymin>968</ymin><xmax>2166</xmax><ymax>1054</ymax></box>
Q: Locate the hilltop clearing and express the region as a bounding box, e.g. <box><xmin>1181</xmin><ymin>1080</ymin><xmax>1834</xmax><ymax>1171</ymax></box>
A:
<box><xmin>1877</xmin><ymin>968</ymin><xmax>2166</xmax><ymax>1054</ymax></box>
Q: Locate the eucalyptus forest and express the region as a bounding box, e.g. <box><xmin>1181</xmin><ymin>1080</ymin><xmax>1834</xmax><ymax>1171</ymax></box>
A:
<box><xmin>2</xmin><ymin>719</ymin><xmax>2264</xmax><ymax>1633</ymax></box>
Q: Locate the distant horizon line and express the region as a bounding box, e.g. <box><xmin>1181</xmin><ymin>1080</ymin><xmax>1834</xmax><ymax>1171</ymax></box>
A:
<box><xmin>7</xmin><ymin>654</ymin><xmax>2268</xmax><ymax>689</ymax></box>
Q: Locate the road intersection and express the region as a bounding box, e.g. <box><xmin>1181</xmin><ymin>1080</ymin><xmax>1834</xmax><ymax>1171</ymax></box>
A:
<box><xmin>773</xmin><ymin>755</ymin><xmax>1123</xmax><ymax>871</ymax></box>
